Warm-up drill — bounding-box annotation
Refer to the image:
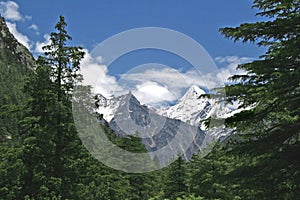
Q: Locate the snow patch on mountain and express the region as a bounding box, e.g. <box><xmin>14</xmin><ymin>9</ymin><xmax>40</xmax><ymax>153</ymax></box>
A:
<box><xmin>95</xmin><ymin>94</ymin><xmax>123</xmax><ymax>122</ymax></box>
<box><xmin>156</xmin><ymin>85</ymin><xmax>232</xmax><ymax>129</ymax></box>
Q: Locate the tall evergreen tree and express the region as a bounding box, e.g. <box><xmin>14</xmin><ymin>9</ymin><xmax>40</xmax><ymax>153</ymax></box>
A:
<box><xmin>20</xmin><ymin>16</ymin><xmax>86</xmax><ymax>199</ymax></box>
<box><xmin>20</xmin><ymin>64</ymin><xmax>59</xmax><ymax>198</ymax></box>
<box><xmin>41</xmin><ymin>16</ymin><xmax>85</xmax><ymax>180</ymax></box>
<box><xmin>220</xmin><ymin>0</ymin><xmax>300</xmax><ymax>146</ymax></box>
<box><xmin>186</xmin><ymin>1</ymin><xmax>299</xmax><ymax>199</ymax></box>
<box><xmin>215</xmin><ymin>0</ymin><xmax>300</xmax><ymax>198</ymax></box>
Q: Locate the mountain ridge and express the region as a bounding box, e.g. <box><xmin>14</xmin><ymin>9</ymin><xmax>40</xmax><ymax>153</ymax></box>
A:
<box><xmin>106</xmin><ymin>92</ymin><xmax>209</xmax><ymax>164</ymax></box>
<box><xmin>0</xmin><ymin>16</ymin><xmax>35</xmax><ymax>70</ymax></box>
<box><xmin>0</xmin><ymin>16</ymin><xmax>36</xmax><ymax>141</ymax></box>
<box><xmin>96</xmin><ymin>85</ymin><xmax>233</xmax><ymax>129</ymax></box>
<box><xmin>94</xmin><ymin>85</ymin><xmax>237</xmax><ymax>163</ymax></box>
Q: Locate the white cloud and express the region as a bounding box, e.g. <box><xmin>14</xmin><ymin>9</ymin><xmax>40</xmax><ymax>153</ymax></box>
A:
<box><xmin>34</xmin><ymin>34</ymin><xmax>51</xmax><ymax>53</ymax></box>
<box><xmin>24</xmin><ymin>15</ymin><xmax>31</xmax><ymax>20</ymax></box>
<box><xmin>28</xmin><ymin>24</ymin><xmax>39</xmax><ymax>35</ymax></box>
<box><xmin>133</xmin><ymin>81</ymin><xmax>177</xmax><ymax>105</ymax></box>
<box><xmin>215</xmin><ymin>56</ymin><xmax>252</xmax><ymax>65</ymax></box>
<box><xmin>80</xmin><ymin>49</ymin><xmax>123</xmax><ymax>97</ymax></box>
<box><xmin>0</xmin><ymin>1</ymin><xmax>29</xmax><ymax>21</ymax></box>
<box><xmin>120</xmin><ymin>67</ymin><xmax>221</xmax><ymax>95</ymax></box>
<box><xmin>121</xmin><ymin>67</ymin><xmax>192</xmax><ymax>96</ymax></box>
<box><xmin>120</xmin><ymin>56</ymin><xmax>252</xmax><ymax>102</ymax></box>
<box><xmin>6</xmin><ymin>21</ymin><xmax>31</xmax><ymax>50</ymax></box>
<box><xmin>80</xmin><ymin>52</ymin><xmax>253</xmax><ymax>106</ymax></box>
<box><xmin>214</xmin><ymin>56</ymin><xmax>253</xmax><ymax>82</ymax></box>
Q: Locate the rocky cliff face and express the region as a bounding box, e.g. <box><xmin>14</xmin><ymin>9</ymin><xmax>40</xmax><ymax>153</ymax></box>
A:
<box><xmin>0</xmin><ymin>16</ymin><xmax>36</xmax><ymax>141</ymax></box>
<box><xmin>0</xmin><ymin>16</ymin><xmax>35</xmax><ymax>105</ymax></box>
<box><xmin>0</xmin><ymin>16</ymin><xmax>35</xmax><ymax>70</ymax></box>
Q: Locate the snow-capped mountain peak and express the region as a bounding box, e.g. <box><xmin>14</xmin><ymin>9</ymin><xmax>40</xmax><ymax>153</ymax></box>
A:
<box><xmin>96</xmin><ymin>85</ymin><xmax>233</xmax><ymax>128</ymax></box>
<box><xmin>157</xmin><ymin>85</ymin><xmax>213</xmax><ymax>127</ymax></box>
<box><xmin>179</xmin><ymin>85</ymin><xmax>205</xmax><ymax>102</ymax></box>
<box><xmin>95</xmin><ymin>93</ymin><xmax>125</xmax><ymax>122</ymax></box>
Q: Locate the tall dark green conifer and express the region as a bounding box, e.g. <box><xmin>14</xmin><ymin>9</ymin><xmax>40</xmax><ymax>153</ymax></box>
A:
<box><xmin>220</xmin><ymin>0</ymin><xmax>300</xmax><ymax>145</ymax></box>
<box><xmin>41</xmin><ymin>16</ymin><xmax>85</xmax><ymax>180</ymax></box>
<box><xmin>20</xmin><ymin>16</ymin><xmax>86</xmax><ymax>199</ymax></box>
<box><xmin>216</xmin><ymin>0</ymin><xmax>300</xmax><ymax>198</ymax></box>
<box><xmin>187</xmin><ymin>1</ymin><xmax>300</xmax><ymax>199</ymax></box>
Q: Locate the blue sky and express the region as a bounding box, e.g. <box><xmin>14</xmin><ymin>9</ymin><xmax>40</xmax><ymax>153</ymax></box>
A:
<box><xmin>0</xmin><ymin>0</ymin><xmax>266</xmax><ymax>105</ymax></box>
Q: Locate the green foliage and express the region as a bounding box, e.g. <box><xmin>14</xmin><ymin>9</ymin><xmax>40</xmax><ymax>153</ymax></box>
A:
<box><xmin>164</xmin><ymin>157</ymin><xmax>188</xmax><ymax>199</ymax></box>
<box><xmin>20</xmin><ymin>65</ymin><xmax>60</xmax><ymax>198</ymax></box>
<box><xmin>0</xmin><ymin>50</ymin><xmax>31</xmax><ymax>143</ymax></box>
<box><xmin>105</xmin><ymin>128</ymin><xmax>148</xmax><ymax>154</ymax></box>
<box><xmin>199</xmin><ymin>0</ymin><xmax>300</xmax><ymax>198</ymax></box>
<box><xmin>185</xmin><ymin>141</ymin><xmax>300</xmax><ymax>199</ymax></box>
<box><xmin>1</xmin><ymin>1</ymin><xmax>299</xmax><ymax>198</ymax></box>
<box><xmin>0</xmin><ymin>17</ymin><xmax>35</xmax><ymax>143</ymax></box>
<box><xmin>0</xmin><ymin>146</ymin><xmax>24</xmax><ymax>200</ymax></box>
<box><xmin>219</xmin><ymin>0</ymin><xmax>300</xmax><ymax>142</ymax></box>
<box><xmin>176</xmin><ymin>194</ymin><xmax>204</xmax><ymax>200</ymax></box>
<box><xmin>170</xmin><ymin>1</ymin><xmax>300</xmax><ymax>199</ymax></box>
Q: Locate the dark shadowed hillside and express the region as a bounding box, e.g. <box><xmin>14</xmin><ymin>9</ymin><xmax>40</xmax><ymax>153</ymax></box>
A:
<box><xmin>0</xmin><ymin>16</ymin><xmax>35</xmax><ymax>142</ymax></box>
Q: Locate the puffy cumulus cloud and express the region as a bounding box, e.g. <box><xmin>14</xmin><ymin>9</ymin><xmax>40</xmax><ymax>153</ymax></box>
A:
<box><xmin>34</xmin><ymin>34</ymin><xmax>51</xmax><ymax>53</ymax></box>
<box><xmin>133</xmin><ymin>81</ymin><xmax>177</xmax><ymax>105</ymax></box>
<box><xmin>6</xmin><ymin>21</ymin><xmax>32</xmax><ymax>50</ymax></box>
<box><xmin>121</xmin><ymin>67</ymin><xmax>191</xmax><ymax>96</ymax></box>
<box><xmin>121</xmin><ymin>56</ymin><xmax>252</xmax><ymax>98</ymax></box>
<box><xmin>120</xmin><ymin>66</ymin><xmax>221</xmax><ymax>95</ymax></box>
<box><xmin>79</xmin><ymin>49</ymin><xmax>123</xmax><ymax>97</ymax></box>
<box><xmin>79</xmin><ymin>54</ymin><xmax>252</xmax><ymax>106</ymax></box>
<box><xmin>0</xmin><ymin>1</ymin><xmax>30</xmax><ymax>21</ymax></box>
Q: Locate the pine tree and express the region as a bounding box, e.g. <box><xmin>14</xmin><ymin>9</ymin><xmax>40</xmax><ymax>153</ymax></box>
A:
<box><xmin>20</xmin><ymin>64</ymin><xmax>61</xmax><ymax>198</ymax></box>
<box><xmin>216</xmin><ymin>0</ymin><xmax>300</xmax><ymax>198</ymax></box>
<box><xmin>164</xmin><ymin>157</ymin><xmax>188</xmax><ymax>199</ymax></box>
<box><xmin>20</xmin><ymin>16</ymin><xmax>86</xmax><ymax>199</ymax></box>
<box><xmin>220</xmin><ymin>0</ymin><xmax>300</xmax><ymax>146</ymax></box>
<box><xmin>18</xmin><ymin>16</ymin><xmax>143</xmax><ymax>200</ymax></box>
<box><xmin>41</xmin><ymin>16</ymin><xmax>85</xmax><ymax>180</ymax></box>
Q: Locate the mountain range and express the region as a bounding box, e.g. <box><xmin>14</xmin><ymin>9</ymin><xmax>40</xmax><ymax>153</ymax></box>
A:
<box><xmin>95</xmin><ymin>85</ymin><xmax>236</xmax><ymax>163</ymax></box>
